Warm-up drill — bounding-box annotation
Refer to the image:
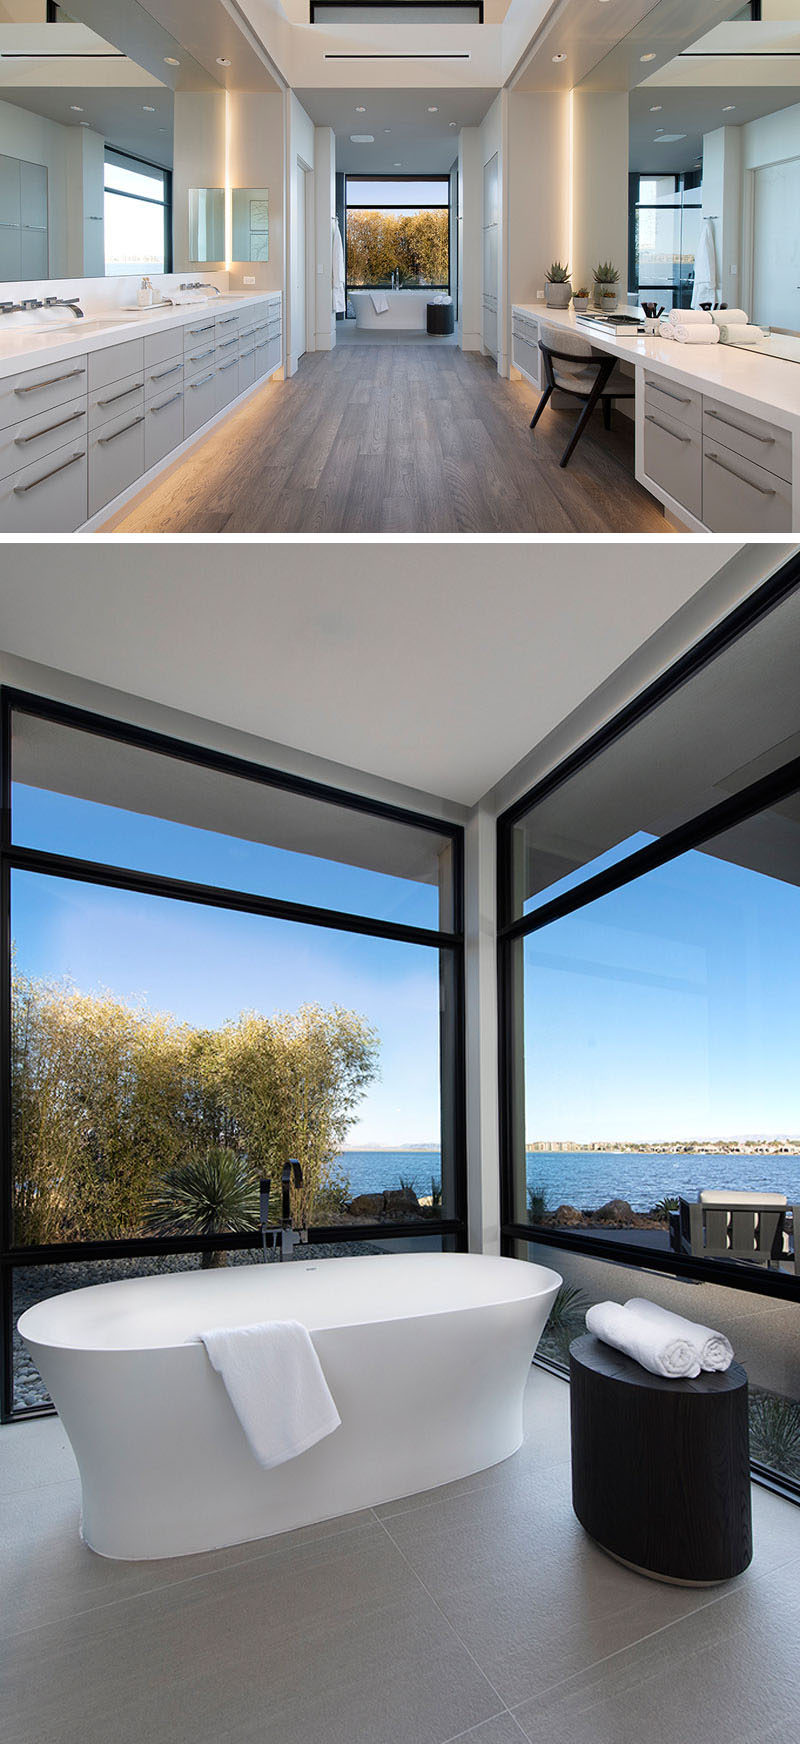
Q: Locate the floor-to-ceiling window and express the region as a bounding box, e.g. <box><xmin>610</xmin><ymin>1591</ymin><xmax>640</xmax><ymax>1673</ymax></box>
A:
<box><xmin>1</xmin><ymin>693</ymin><xmax>466</xmax><ymax>1418</ymax></box>
<box><xmin>628</xmin><ymin>171</ymin><xmax>702</xmax><ymax>310</ymax></box>
<box><xmin>345</xmin><ymin>176</ymin><xmax>450</xmax><ymax>292</ymax></box>
<box><xmin>498</xmin><ymin>559</ymin><xmax>800</xmax><ymax>1497</ymax></box>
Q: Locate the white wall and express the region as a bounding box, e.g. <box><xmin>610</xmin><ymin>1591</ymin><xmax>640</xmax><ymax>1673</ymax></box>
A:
<box><xmin>480</xmin><ymin>92</ymin><xmax>506</xmax><ymax>372</ymax></box>
<box><xmin>507</xmin><ymin>91</ymin><xmax>570</xmax><ymax>306</ymax></box>
<box><xmin>227</xmin><ymin>90</ymin><xmax>285</xmax><ymax>296</ymax></box>
<box><xmin>571</xmin><ymin>91</ymin><xmax>628</xmax><ymax>299</ymax></box>
<box><xmin>286</xmin><ymin>91</ymin><xmax>315</xmax><ymax>376</ymax></box>
<box><xmin>701</xmin><ymin>125</ymin><xmax>742</xmax><ymax>308</ymax></box>
<box><xmin>314</xmin><ymin>125</ymin><xmax>335</xmax><ymax>353</ymax></box>
<box><xmin>0</xmin><ymin>95</ymin><xmax>69</xmax><ymax>278</ymax></box>
<box><xmin>458</xmin><ymin>125</ymin><xmax>482</xmax><ymax>352</ymax></box>
<box><xmin>172</xmin><ymin>90</ymin><xmax>227</xmax><ymax>275</ymax></box>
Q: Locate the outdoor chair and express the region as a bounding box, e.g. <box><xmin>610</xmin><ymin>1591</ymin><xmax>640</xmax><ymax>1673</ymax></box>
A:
<box><xmin>529</xmin><ymin>322</ymin><xmax>635</xmax><ymax>468</ymax></box>
<box><xmin>668</xmin><ymin>1190</ymin><xmax>794</xmax><ymax>1270</ymax></box>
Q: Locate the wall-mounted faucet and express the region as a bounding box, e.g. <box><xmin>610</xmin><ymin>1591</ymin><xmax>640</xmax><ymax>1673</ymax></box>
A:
<box><xmin>259</xmin><ymin>1161</ymin><xmax>307</xmax><ymax>1261</ymax></box>
<box><xmin>179</xmin><ymin>281</ymin><xmax>221</xmax><ymax>295</ymax></box>
<box><xmin>0</xmin><ymin>297</ymin><xmax>84</xmax><ymax>318</ymax></box>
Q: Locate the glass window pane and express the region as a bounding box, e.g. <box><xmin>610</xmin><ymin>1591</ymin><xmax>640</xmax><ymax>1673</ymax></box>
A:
<box><xmin>346</xmin><ymin>179</ymin><xmax>449</xmax><ymax>207</ymax></box>
<box><xmin>346</xmin><ymin>180</ymin><xmax>449</xmax><ymax>289</ymax></box>
<box><xmin>105</xmin><ymin>155</ymin><xmax>166</xmax><ymax>201</ymax></box>
<box><xmin>506</xmin><ymin>585</ymin><xmax>800</xmax><ymax>920</ymax></box>
<box><xmin>104</xmin><ymin>190</ymin><xmax>165</xmax><ymax>275</ymax></box>
<box><xmin>11</xmin><ymin>714</ymin><xmax>455</xmax><ymax>931</ymax></box>
<box><xmin>11</xmin><ymin>870</ymin><xmax>449</xmax><ymax>1247</ymax></box>
<box><xmin>515</xmin><ymin>809</ymin><xmax>800</xmax><ymax>1279</ymax></box>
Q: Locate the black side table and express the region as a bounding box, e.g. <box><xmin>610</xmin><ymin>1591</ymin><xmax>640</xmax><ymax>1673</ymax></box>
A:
<box><xmin>427</xmin><ymin>302</ymin><xmax>454</xmax><ymax>336</ymax></box>
<box><xmin>570</xmin><ymin>1333</ymin><xmax>752</xmax><ymax>1585</ymax></box>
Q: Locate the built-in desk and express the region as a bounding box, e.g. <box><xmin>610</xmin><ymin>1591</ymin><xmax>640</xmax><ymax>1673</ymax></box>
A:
<box><xmin>511</xmin><ymin>303</ymin><xmax>800</xmax><ymax>532</ymax></box>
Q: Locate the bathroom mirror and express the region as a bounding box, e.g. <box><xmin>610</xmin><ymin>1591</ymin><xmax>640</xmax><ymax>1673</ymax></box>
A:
<box><xmin>188</xmin><ymin>187</ymin><xmax>225</xmax><ymax>266</ymax></box>
<box><xmin>232</xmin><ymin>188</ymin><xmax>269</xmax><ymax>264</ymax></box>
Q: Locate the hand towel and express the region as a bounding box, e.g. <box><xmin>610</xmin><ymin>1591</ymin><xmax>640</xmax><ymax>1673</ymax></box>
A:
<box><xmin>626</xmin><ymin>1299</ymin><xmax>734</xmax><ymax>1373</ymax></box>
<box><xmin>193</xmin><ymin>1319</ymin><xmax>341</xmax><ymax>1468</ymax></box>
<box><xmin>718</xmin><ymin>323</ymin><xmax>765</xmax><ymax>346</ymax></box>
<box><xmin>332</xmin><ymin>222</ymin><xmax>346</xmax><ymax>315</ymax></box>
<box><xmin>669</xmin><ymin>324</ymin><xmax>721</xmax><ymax>345</ymax></box>
<box><xmin>692</xmin><ymin>219</ymin><xmax>718</xmax><ymax>307</ymax></box>
<box><xmin>586</xmin><ymin>1301</ymin><xmax>701</xmax><ymax>1378</ymax></box>
<box><xmin>667</xmin><ymin>308</ymin><xmax>713</xmax><ymax>325</ymax></box>
<box><xmin>710</xmin><ymin>309</ymin><xmax>748</xmax><ymax>327</ymax></box>
<box><xmin>369</xmin><ymin>291</ymin><xmax>390</xmax><ymax>315</ymax></box>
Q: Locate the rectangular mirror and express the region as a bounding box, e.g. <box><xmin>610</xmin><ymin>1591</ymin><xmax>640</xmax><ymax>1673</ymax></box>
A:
<box><xmin>188</xmin><ymin>186</ymin><xmax>225</xmax><ymax>265</ymax></box>
<box><xmin>232</xmin><ymin>188</ymin><xmax>269</xmax><ymax>264</ymax></box>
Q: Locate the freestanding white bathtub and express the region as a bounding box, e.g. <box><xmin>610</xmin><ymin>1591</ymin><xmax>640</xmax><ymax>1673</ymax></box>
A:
<box><xmin>18</xmin><ymin>1251</ymin><xmax>560</xmax><ymax>1561</ymax></box>
<box><xmin>350</xmin><ymin>289</ymin><xmax>448</xmax><ymax>330</ymax></box>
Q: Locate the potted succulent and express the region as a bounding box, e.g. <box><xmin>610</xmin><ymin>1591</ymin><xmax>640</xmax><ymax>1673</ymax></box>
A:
<box><xmin>593</xmin><ymin>262</ymin><xmax>619</xmax><ymax>309</ymax></box>
<box><xmin>572</xmin><ymin>285</ymin><xmax>590</xmax><ymax>314</ymax></box>
<box><xmin>545</xmin><ymin>261</ymin><xmax>572</xmax><ymax>309</ymax></box>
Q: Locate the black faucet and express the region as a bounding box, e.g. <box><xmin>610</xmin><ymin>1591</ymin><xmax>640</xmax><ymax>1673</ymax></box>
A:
<box><xmin>259</xmin><ymin>1162</ymin><xmax>307</xmax><ymax>1261</ymax></box>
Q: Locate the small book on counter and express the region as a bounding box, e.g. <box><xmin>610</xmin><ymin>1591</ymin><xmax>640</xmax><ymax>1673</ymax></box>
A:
<box><xmin>575</xmin><ymin>312</ymin><xmax>645</xmax><ymax>336</ymax></box>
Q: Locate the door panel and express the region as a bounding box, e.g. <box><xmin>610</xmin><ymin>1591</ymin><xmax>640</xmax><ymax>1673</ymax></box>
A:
<box><xmin>752</xmin><ymin>158</ymin><xmax>800</xmax><ymax>333</ymax></box>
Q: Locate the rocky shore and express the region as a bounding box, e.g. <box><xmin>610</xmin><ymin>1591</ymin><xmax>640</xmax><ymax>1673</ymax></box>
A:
<box><xmin>539</xmin><ymin>1197</ymin><xmax>668</xmax><ymax>1231</ymax></box>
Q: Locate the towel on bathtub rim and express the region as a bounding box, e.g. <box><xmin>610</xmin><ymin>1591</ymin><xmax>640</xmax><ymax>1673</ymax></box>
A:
<box><xmin>369</xmin><ymin>291</ymin><xmax>390</xmax><ymax>315</ymax></box>
<box><xmin>192</xmin><ymin>1319</ymin><xmax>341</xmax><ymax>1468</ymax></box>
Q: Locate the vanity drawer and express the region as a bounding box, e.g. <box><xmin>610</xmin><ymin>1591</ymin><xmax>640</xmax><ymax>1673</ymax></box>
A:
<box><xmin>0</xmin><ymin>434</ymin><xmax>87</xmax><ymax>532</ymax></box>
<box><xmin>184</xmin><ymin>365</ymin><xmax>217</xmax><ymax>437</ymax></box>
<box><xmin>184</xmin><ymin>340</ymin><xmax>217</xmax><ymax>376</ymax></box>
<box><xmin>237</xmin><ymin>344</ymin><xmax>257</xmax><ymax>392</ymax></box>
<box><xmin>88</xmin><ymin>405</ymin><xmax>145</xmax><ymax>516</ymax></box>
<box><xmin>0</xmin><ymin>356</ymin><xmax>88</xmax><ymax>432</ymax></box>
<box><xmin>144</xmin><ymin>357</ymin><xmax>183</xmax><ymax>403</ymax></box>
<box><xmin>643</xmin><ymin>406</ymin><xmax>702</xmax><ymax>520</ymax></box>
<box><xmin>644</xmin><ymin>373</ymin><xmax>702</xmax><ymax>433</ymax></box>
<box><xmin>513</xmin><ymin>333</ymin><xmax>540</xmax><ymax>383</ymax></box>
<box><xmin>265</xmin><ymin>335</ymin><xmax>281</xmax><ymax>373</ymax></box>
<box><xmin>215</xmin><ymin>312</ymin><xmax>240</xmax><ymax>336</ymax></box>
<box><xmin>144</xmin><ymin>387</ymin><xmax>183</xmax><ymax>471</ymax></box>
<box><xmin>702</xmin><ymin>397</ymin><xmax>792</xmax><ymax>484</ymax></box>
<box><xmin>702</xmin><ymin>440</ymin><xmax>792</xmax><ymax>532</ymax></box>
<box><xmin>87</xmin><ymin>338</ymin><xmax>144</xmax><ymax>392</ymax></box>
<box><xmin>144</xmin><ymin>327</ymin><xmax>183</xmax><ymax>369</ymax></box>
<box><xmin>215</xmin><ymin>355</ymin><xmax>239</xmax><ymax>410</ymax></box>
<box><xmin>253</xmin><ymin>336</ymin><xmax>270</xmax><ymax>377</ymax></box>
<box><xmin>214</xmin><ymin>331</ymin><xmax>240</xmax><ymax>358</ymax></box>
<box><xmin>184</xmin><ymin>316</ymin><xmax>216</xmax><ymax>347</ymax></box>
<box><xmin>268</xmin><ymin>317</ymin><xmax>281</xmax><ymax>339</ymax></box>
<box><xmin>89</xmin><ymin>369</ymin><xmax>144</xmax><ymax>431</ymax></box>
<box><xmin>0</xmin><ymin>394</ymin><xmax>87</xmax><ymax>483</ymax></box>
<box><xmin>266</xmin><ymin>297</ymin><xmax>281</xmax><ymax>318</ymax></box>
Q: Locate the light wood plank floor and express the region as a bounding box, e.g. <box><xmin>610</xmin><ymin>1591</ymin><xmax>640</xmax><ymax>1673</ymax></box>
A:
<box><xmin>104</xmin><ymin>344</ymin><xmax>671</xmax><ymax>535</ymax></box>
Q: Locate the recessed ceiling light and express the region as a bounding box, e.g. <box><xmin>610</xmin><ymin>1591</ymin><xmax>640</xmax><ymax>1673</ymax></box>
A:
<box><xmin>552</xmin><ymin>52</ymin><xmax>567</xmax><ymax>63</ymax></box>
<box><xmin>163</xmin><ymin>55</ymin><xmax>180</xmax><ymax>66</ymax></box>
<box><xmin>640</xmin><ymin>52</ymin><xmax>656</xmax><ymax>61</ymax></box>
<box><xmin>350</xmin><ymin>135</ymin><xmax>374</xmax><ymax>143</ymax></box>
<box><xmin>649</xmin><ymin>105</ymin><xmax>662</xmax><ymax>113</ymax></box>
<box><xmin>427</xmin><ymin>106</ymin><xmax>438</xmax><ymax>113</ymax></box>
<box><xmin>142</xmin><ymin>105</ymin><xmax>156</xmax><ymax>112</ymax></box>
<box><xmin>356</xmin><ymin>105</ymin><xmax>366</xmax><ymax>112</ymax></box>
<box><xmin>449</xmin><ymin>121</ymin><xmax>457</xmax><ymax>128</ymax></box>
<box><xmin>70</xmin><ymin>105</ymin><xmax>84</xmax><ymax>113</ymax></box>
<box><xmin>216</xmin><ymin>56</ymin><xmax>231</xmax><ymax>67</ymax></box>
<box><xmin>384</xmin><ymin>128</ymin><xmax>391</xmax><ymax>133</ymax></box>
<box><xmin>722</xmin><ymin>104</ymin><xmax>736</xmax><ymax>112</ymax></box>
<box><xmin>79</xmin><ymin>121</ymin><xmax>90</xmax><ymax>127</ymax></box>
<box><xmin>394</xmin><ymin>161</ymin><xmax>402</xmax><ymax>167</ymax></box>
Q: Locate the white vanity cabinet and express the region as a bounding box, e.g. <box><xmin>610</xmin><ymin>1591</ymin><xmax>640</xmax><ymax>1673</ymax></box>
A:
<box><xmin>511</xmin><ymin>310</ymin><xmax>541</xmax><ymax>388</ymax></box>
<box><xmin>0</xmin><ymin>435</ymin><xmax>87</xmax><ymax>532</ymax></box>
<box><xmin>0</xmin><ymin>354</ymin><xmax>89</xmax><ymax>530</ymax></box>
<box><xmin>641</xmin><ymin>373</ymin><xmax>793</xmax><ymax>532</ymax></box>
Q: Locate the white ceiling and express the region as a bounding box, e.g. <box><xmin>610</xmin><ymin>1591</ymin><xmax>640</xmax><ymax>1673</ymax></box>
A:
<box><xmin>629</xmin><ymin>85</ymin><xmax>800</xmax><ymax>174</ymax></box>
<box><xmin>295</xmin><ymin>85</ymin><xmax>495</xmax><ymax>171</ymax></box>
<box><xmin>0</xmin><ymin>546</ymin><xmax>752</xmax><ymax>809</ymax></box>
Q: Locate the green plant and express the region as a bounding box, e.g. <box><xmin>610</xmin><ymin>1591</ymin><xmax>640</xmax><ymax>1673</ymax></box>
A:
<box><xmin>649</xmin><ymin>1195</ymin><xmax>680</xmax><ymax>1220</ymax></box>
<box><xmin>547</xmin><ymin>1282</ymin><xmax>589</xmax><ymax>1331</ymax></box>
<box><xmin>749</xmin><ymin>1390</ymin><xmax>800</xmax><ymax>1477</ymax></box>
<box><xmin>148</xmin><ymin>1145</ymin><xmax>260</xmax><ymax>1267</ymax></box>
<box><xmin>573</xmin><ymin>286</ymin><xmax>589</xmax><ymax>298</ymax></box>
<box><xmin>593</xmin><ymin>261</ymin><xmax>619</xmax><ymax>285</ymax></box>
<box><xmin>397</xmin><ymin>1174</ymin><xmax>418</xmax><ymax>1197</ymax></box>
<box><xmin>429</xmin><ymin>1176</ymin><xmax>442</xmax><ymax>1210</ymax></box>
<box><xmin>545</xmin><ymin>260</ymin><xmax>570</xmax><ymax>284</ymax></box>
<box><xmin>527</xmin><ymin>1180</ymin><xmax>550</xmax><ymax>1222</ymax></box>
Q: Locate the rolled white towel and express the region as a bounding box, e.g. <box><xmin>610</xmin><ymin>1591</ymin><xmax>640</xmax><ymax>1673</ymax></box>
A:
<box><xmin>586</xmin><ymin>1301</ymin><xmax>701</xmax><ymax>1379</ymax></box>
<box><xmin>626</xmin><ymin>1299</ymin><xmax>734</xmax><ymax>1372</ymax></box>
<box><xmin>658</xmin><ymin>319</ymin><xmax>676</xmax><ymax>338</ymax></box>
<box><xmin>710</xmin><ymin>309</ymin><xmax>748</xmax><ymax>327</ymax></box>
<box><xmin>670</xmin><ymin>324</ymin><xmax>721</xmax><ymax>345</ymax></box>
<box><xmin>667</xmin><ymin>308</ymin><xmax>713</xmax><ymax>325</ymax></box>
<box><xmin>718</xmin><ymin>323</ymin><xmax>765</xmax><ymax>346</ymax></box>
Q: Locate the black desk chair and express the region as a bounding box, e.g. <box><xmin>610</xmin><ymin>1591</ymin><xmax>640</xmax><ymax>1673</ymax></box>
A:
<box><xmin>529</xmin><ymin>321</ymin><xmax>636</xmax><ymax>468</ymax></box>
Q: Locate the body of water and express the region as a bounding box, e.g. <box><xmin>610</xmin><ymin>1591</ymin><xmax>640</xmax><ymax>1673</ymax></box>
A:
<box><xmin>338</xmin><ymin>1150</ymin><xmax>800</xmax><ymax>1212</ymax></box>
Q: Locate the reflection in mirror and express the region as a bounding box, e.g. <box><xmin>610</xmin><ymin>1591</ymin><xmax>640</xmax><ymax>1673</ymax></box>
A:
<box><xmin>232</xmin><ymin>189</ymin><xmax>269</xmax><ymax>264</ymax></box>
<box><xmin>188</xmin><ymin>186</ymin><xmax>224</xmax><ymax>265</ymax></box>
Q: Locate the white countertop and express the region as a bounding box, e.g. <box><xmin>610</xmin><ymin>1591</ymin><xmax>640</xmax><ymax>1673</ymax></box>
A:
<box><xmin>0</xmin><ymin>291</ymin><xmax>277</xmax><ymax>382</ymax></box>
<box><xmin>513</xmin><ymin>304</ymin><xmax>800</xmax><ymax>428</ymax></box>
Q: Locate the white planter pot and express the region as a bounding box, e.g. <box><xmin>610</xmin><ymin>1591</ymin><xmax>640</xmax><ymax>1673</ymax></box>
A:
<box><xmin>572</xmin><ymin>297</ymin><xmax>589</xmax><ymax>313</ymax></box>
<box><xmin>545</xmin><ymin>282</ymin><xmax>572</xmax><ymax>309</ymax></box>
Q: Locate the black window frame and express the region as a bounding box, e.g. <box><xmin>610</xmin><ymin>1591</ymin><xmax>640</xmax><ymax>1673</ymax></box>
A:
<box><xmin>104</xmin><ymin>145</ymin><xmax>173</xmax><ymax>277</ymax></box>
<box><xmin>497</xmin><ymin>551</ymin><xmax>800</xmax><ymax>1308</ymax></box>
<box><xmin>628</xmin><ymin>169</ymin><xmax>702</xmax><ymax>308</ymax></box>
<box><xmin>0</xmin><ymin>687</ymin><xmax>467</xmax><ymax>1422</ymax></box>
<box><xmin>345</xmin><ymin>173</ymin><xmax>451</xmax><ymax>295</ymax></box>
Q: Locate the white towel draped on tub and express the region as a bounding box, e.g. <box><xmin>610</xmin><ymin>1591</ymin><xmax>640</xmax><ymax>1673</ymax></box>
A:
<box><xmin>586</xmin><ymin>1301</ymin><xmax>701</xmax><ymax>1378</ymax></box>
<box><xmin>369</xmin><ymin>291</ymin><xmax>390</xmax><ymax>315</ymax></box>
<box><xmin>626</xmin><ymin>1299</ymin><xmax>734</xmax><ymax>1373</ymax></box>
<box><xmin>193</xmin><ymin>1319</ymin><xmax>341</xmax><ymax>1468</ymax></box>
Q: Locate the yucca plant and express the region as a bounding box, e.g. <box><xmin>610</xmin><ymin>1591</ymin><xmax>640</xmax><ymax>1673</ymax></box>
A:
<box><xmin>749</xmin><ymin>1390</ymin><xmax>800</xmax><ymax>1477</ymax></box>
<box><xmin>527</xmin><ymin>1180</ymin><xmax>549</xmax><ymax>1222</ymax></box>
<box><xmin>149</xmin><ymin>1146</ymin><xmax>260</xmax><ymax>1267</ymax></box>
<box><xmin>539</xmin><ymin>1282</ymin><xmax>590</xmax><ymax>1367</ymax></box>
<box><xmin>650</xmin><ymin>1195</ymin><xmax>680</xmax><ymax>1220</ymax></box>
<box><xmin>593</xmin><ymin>261</ymin><xmax>619</xmax><ymax>285</ymax></box>
<box><xmin>545</xmin><ymin>260</ymin><xmax>571</xmax><ymax>283</ymax></box>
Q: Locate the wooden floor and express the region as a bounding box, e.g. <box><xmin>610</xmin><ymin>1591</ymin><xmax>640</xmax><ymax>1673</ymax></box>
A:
<box><xmin>104</xmin><ymin>344</ymin><xmax>671</xmax><ymax>535</ymax></box>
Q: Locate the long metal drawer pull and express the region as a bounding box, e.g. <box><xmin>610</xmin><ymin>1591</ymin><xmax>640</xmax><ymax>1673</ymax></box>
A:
<box><xmin>150</xmin><ymin>362</ymin><xmax>182</xmax><ymax>382</ymax></box>
<box><xmin>239</xmin><ymin>345</ymin><xmax>255</xmax><ymax>358</ymax></box>
<box><xmin>218</xmin><ymin>336</ymin><xmax>238</xmax><ymax>349</ymax></box>
<box><xmin>647</xmin><ymin>382</ymin><xmax>691</xmax><ymax>405</ymax></box>
<box><xmin>150</xmin><ymin>392</ymin><xmax>183</xmax><ymax>412</ymax></box>
<box><xmin>217</xmin><ymin>315</ymin><xmax>237</xmax><ymax>326</ymax></box>
<box><xmin>14</xmin><ymin>368</ymin><xmax>85</xmax><ymax>395</ymax></box>
<box><xmin>98</xmin><ymin>415</ymin><xmax>144</xmax><ymax>444</ymax></box>
<box><xmin>15</xmin><ymin>408</ymin><xmax>84</xmax><ymax>445</ymax></box>
<box><xmin>705</xmin><ymin>408</ymin><xmax>774</xmax><ymax>444</ymax></box>
<box><xmin>190</xmin><ymin>372</ymin><xmax>215</xmax><ymax>388</ymax></box>
<box><xmin>219</xmin><ymin>360</ymin><xmax>237</xmax><ymax>372</ymax></box>
<box><xmin>645</xmin><ymin>414</ymin><xmax>691</xmax><ymax>444</ymax></box>
<box><xmin>187</xmin><ymin>347</ymin><xmax>214</xmax><ymax>364</ymax></box>
<box><xmin>13</xmin><ymin>449</ymin><xmax>84</xmax><ymax>493</ymax></box>
<box><xmin>188</xmin><ymin>323</ymin><xmax>214</xmax><ymax>334</ymax></box>
<box><xmin>97</xmin><ymin>382</ymin><xmax>143</xmax><ymax>408</ymax></box>
<box><xmin>706</xmin><ymin>451</ymin><xmax>777</xmax><ymax>497</ymax></box>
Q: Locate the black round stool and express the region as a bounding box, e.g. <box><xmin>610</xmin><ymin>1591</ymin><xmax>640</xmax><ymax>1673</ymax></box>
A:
<box><xmin>570</xmin><ymin>1333</ymin><xmax>752</xmax><ymax>1585</ymax></box>
<box><xmin>427</xmin><ymin>301</ymin><xmax>454</xmax><ymax>335</ymax></box>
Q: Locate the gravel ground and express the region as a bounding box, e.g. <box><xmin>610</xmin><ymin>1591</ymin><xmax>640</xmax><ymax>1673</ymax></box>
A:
<box><xmin>12</xmin><ymin>1244</ymin><xmax>384</xmax><ymax>1410</ymax></box>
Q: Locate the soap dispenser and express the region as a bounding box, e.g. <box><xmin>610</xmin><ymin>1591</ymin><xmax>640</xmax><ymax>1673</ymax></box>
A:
<box><xmin>137</xmin><ymin>276</ymin><xmax>153</xmax><ymax>308</ymax></box>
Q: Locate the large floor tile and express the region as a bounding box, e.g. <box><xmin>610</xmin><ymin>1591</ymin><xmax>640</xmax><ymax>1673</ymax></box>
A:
<box><xmin>511</xmin><ymin>1572</ymin><xmax>800</xmax><ymax>1744</ymax></box>
<box><xmin>0</xmin><ymin>1417</ymin><xmax>78</xmax><ymax>1495</ymax></box>
<box><xmin>2</xmin><ymin>1521</ymin><xmax>502</xmax><ymax>1744</ymax></box>
<box><xmin>442</xmin><ymin>1715</ymin><xmax>529</xmax><ymax>1744</ymax></box>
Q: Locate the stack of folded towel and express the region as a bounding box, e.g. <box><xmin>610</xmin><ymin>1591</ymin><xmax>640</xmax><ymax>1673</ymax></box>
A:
<box><xmin>657</xmin><ymin>309</ymin><xmax>720</xmax><ymax>345</ymax></box>
<box><xmin>585</xmin><ymin>1297</ymin><xmax>734</xmax><ymax>1379</ymax></box>
<box><xmin>713</xmin><ymin>312</ymin><xmax>765</xmax><ymax>345</ymax></box>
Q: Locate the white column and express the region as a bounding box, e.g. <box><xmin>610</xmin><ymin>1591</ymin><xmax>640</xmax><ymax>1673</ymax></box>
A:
<box><xmin>314</xmin><ymin>125</ymin><xmax>336</xmax><ymax>352</ymax></box>
<box><xmin>464</xmin><ymin>802</ymin><xmax>501</xmax><ymax>1255</ymax></box>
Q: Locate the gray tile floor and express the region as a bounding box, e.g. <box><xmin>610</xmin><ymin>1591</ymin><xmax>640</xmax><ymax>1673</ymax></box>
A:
<box><xmin>2</xmin><ymin>1368</ymin><xmax>799</xmax><ymax>1744</ymax></box>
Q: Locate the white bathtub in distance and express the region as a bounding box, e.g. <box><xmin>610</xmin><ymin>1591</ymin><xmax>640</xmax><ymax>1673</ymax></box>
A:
<box><xmin>18</xmin><ymin>1252</ymin><xmax>561</xmax><ymax>1560</ymax></box>
<box><xmin>350</xmin><ymin>289</ymin><xmax>449</xmax><ymax>330</ymax></box>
